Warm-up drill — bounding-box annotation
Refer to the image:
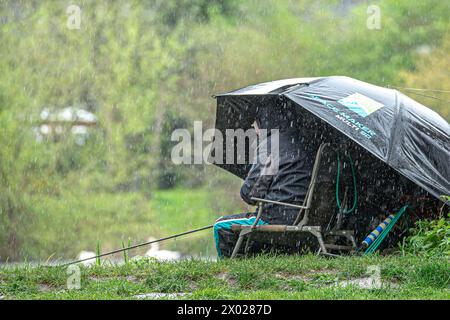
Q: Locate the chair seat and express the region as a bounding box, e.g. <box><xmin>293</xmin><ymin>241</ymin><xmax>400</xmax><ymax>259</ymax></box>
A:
<box><xmin>231</xmin><ymin>223</ymin><xmax>356</xmax><ymax>255</ymax></box>
<box><xmin>229</xmin><ymin>143</ymin><xmax>358</xmax><ymax>258</ymax></box>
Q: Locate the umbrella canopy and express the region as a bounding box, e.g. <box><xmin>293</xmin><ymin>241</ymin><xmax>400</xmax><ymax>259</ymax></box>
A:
<box><xmin>212</xmin><ymin>76</ymin><xmax>450</xmax><ymax>203</ymax></box>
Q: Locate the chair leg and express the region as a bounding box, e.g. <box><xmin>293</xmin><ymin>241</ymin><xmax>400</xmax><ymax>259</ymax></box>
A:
<box><xmin>316</xmin><ymin>232</ymin><xmax>328</xmax><ymax>254</ymax></box>
<box><xmin>237</xmin><ymin>204</ymin><xmax>264</xmax><ymax>258</ymax></box>
<box><xmin>243</xmin><ymin>235</ymin><xmax>252</xmax><ymax>255</ymax></box>
<box><xmin>349</xmin><ymin>235</ymin><xmax>357</xmax><ymax>248</ymax></box>
<box><xmin>231</xmin><ymin>231</ymin><xmax>246</xmax><ymax>258</ymax></box>
<box><xmin>304</xmin><ymin>227</ymin><xmax>328</xmax><ymax>254</ymax></box>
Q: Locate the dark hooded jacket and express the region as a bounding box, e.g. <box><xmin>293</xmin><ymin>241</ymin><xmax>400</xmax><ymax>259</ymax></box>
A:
<box><xmin>240</xmin><ymin>107</ymin><xmax>316</xmax><ymax>224</ymax></box>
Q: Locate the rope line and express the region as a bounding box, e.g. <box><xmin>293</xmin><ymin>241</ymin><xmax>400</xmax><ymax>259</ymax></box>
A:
<box><xmin>399</xmin><ymin>90</ymin><xmax>450</xmax><ymax>103</ymax></box>
<box><xmin>387</xmin><ymin>85</ymin><xmax>450</xmax><ymax>103</ymax></box>
<box><xmin>388</xmin><ymin>86</ymin><xmax>450</xmax><ymax>94</ymax></box>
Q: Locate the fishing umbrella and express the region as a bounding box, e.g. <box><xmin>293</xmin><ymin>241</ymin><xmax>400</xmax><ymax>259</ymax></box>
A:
<box><xmin>211</xmin><ymin>76</ymin><xmax>450</xmax><ymax>203</ymax></box>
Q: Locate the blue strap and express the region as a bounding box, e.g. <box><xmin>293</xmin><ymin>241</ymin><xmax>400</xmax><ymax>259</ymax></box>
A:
<box><xmin>364</xmin><ymin>205</ymin><xmax>408</xmax><ymax>255</ymax></box>
<box><xmin>214</xmin><ymin>216</ymin><xmax>267</xmax><ymax>257</ymax></box>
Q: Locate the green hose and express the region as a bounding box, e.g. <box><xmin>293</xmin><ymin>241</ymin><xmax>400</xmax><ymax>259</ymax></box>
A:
<box><xmin>336</xmin><ymin>151</ymin><xmax>358</xmax><ymax>214</ymax></box>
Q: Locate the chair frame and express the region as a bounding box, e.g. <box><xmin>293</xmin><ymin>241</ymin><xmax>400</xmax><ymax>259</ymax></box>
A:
<box><xmin>230</xmin><ymin>142</ymin><xmax>356</xmax><ymax>258</ymax></box>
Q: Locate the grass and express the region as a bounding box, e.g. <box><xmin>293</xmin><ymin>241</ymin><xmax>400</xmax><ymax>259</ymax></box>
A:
<box><xmin>0</xmin><ymin>254</ymin><xmax>448</xmax><ymax>300</ymax></box>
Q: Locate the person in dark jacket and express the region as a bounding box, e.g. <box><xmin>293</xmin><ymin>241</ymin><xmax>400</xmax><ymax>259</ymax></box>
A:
<box><xmin>213</xmin><ymin>112</ymin><xmax>316</xmax><ymax>257</ymax></box>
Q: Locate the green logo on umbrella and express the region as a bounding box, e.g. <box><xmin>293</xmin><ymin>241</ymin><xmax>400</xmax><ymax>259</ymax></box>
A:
<box><xmin>338</xmin><ymin>93</ymin><xmax>384</xmax><ymax>117</ymax></box>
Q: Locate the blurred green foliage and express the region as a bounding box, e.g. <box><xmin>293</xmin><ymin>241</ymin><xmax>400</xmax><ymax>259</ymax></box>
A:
<box><xmin>0</xmin><ymin>0</ymin><xmax>448</xmax><ymax>260</ymax></box>
<box><xmin>400</xmin><ymin>213</ymin><xmax>450</xmax><ymax>257</ymax></box>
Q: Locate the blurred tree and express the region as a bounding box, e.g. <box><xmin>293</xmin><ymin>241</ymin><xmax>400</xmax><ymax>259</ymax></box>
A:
<box><xmin>0</xmin><ymin>0</ymin><xmax>188</xmax><ymax>259</ymax></box>
<box><xmin>401</xmin><ymin>35</ymin><xmax>450</xmax><ymax>121</ymax></box>
<box><xmin>0</xmin><ymin>0</ymin><xmax>448</xmax><ymax>260</ymax></box>
<box><xmin>324</xmin><ymin>0</ymin><xmax>450</xmax><ymax>84</ymax></box>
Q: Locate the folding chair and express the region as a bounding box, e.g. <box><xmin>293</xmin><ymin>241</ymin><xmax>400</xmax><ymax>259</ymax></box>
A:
<box><xmin>230</xmin><ymin>142</ymin><xmax>357</xmax><ymax>258</ymax></box>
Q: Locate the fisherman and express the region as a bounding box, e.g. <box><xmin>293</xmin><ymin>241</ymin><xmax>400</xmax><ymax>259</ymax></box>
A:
<box><xmin>213</xmin><ymin>108</ymin><xmax>317</xmax><ymax>257</ymax></box>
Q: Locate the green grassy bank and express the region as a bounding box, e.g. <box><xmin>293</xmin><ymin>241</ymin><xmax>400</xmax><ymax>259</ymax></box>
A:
<box><xmin>0</xmin><ymin>255</ymin><xmax>448</xmax><ymax>300</ymax></box>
